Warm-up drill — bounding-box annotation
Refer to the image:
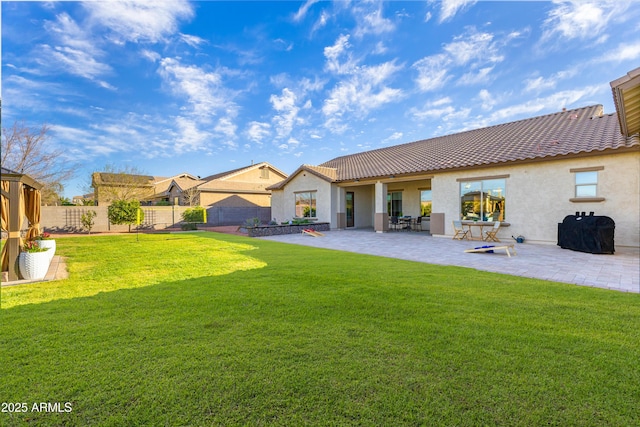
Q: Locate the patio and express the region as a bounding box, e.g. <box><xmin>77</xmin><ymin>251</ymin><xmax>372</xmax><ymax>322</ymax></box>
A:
<box><xmin>258</xmin><ymin>229</ymin><xmax>640</xmax><ymax>293</ymax></box>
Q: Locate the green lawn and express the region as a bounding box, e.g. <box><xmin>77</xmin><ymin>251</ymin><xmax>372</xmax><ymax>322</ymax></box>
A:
<box><xmin>1</xmin><ymin>232</ymin><xmax>639</xmax><ymax>426</ymax></box>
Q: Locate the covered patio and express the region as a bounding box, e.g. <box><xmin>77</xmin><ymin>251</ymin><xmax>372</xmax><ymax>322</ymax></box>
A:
<box><xmin>1</xmin><ymin>167</ymin><xmax>44</xmax><ymax>282</ymax></box>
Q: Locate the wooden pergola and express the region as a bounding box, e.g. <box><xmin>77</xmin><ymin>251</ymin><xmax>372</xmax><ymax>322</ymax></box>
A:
<box><xmin>1</xmin><ymin>167</ymin><xmax>44</xmax><ymax>281</ymax></box>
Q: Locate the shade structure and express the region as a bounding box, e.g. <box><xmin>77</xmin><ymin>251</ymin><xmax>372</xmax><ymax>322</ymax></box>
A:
<box><xmin>1</xmin><ymin>167</ymin><xmax>44</xmax><ymax>281</ymax></box>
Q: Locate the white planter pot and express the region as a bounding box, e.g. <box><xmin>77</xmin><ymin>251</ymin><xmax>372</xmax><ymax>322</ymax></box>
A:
<box><xmin>19</xmin><ymin>251</ymin><xmax>51</xmax><ymax>281</ymax></box>
<box><xmin>36</xmin><ymin>240</ymin><xmax>56</xmax><ymax>261</ymax></box>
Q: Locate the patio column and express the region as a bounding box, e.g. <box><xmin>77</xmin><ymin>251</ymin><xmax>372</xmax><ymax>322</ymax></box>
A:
<box><xmin>335</xmin><ymin>187</ymin><xmax>346</xmax><ymax>229</ymax></box>
<box><xmin>374</xmin><ymin>181</ymin><xmax>388</xmax><ymax>233</ymax></box>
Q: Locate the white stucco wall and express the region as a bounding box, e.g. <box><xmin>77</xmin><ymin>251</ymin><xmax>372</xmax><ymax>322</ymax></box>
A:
<box><xmin>433</xmin><ymin>152</ymin><xmax>639</xmax><ymax>247</ymax></box>
<box><xmin>271</xmin><ymin>172</ymin><xmax>334</xmax><ymax>225</ymax></box>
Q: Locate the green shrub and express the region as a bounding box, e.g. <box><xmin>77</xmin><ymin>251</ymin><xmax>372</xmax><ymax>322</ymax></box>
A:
<box><xmin>108</xmin><ymin>200</ymin><xmax>143</xmax><ymax>232</ymax></box>
<box><xmin>182</xmin><ymin>206</ymin><xmax>206</xmax><ymax>223</ymax></box>
<box><xmin>81</xmin><ymin>210</ymin><xmax>97</xmax><ymax>234</ymax></box>
<box><xmin>243</xmin><ymin>217</ymin><xmax>261</xmax><ymax>228</ymax></box>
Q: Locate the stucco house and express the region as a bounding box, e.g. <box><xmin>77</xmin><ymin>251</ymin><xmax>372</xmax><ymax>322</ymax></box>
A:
<box><xmin>93</xmin><ymin>162</ymin><xmax>288</xmax><ymax>209</ymax></box>
<box><xmin>269</xmin><ymin>97</ymin><xmax>640</xmax><ymax>247</ymax></box>
<box><xmin>195</xmin><ymin>162</ymin><xmax>288</xmax><ymax>208</ymax></box>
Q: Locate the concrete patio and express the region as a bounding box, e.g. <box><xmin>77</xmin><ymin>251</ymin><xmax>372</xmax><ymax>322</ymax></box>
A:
<box><xmin>258</xmin><ymin>229</ymin><xmax>640</xmax><ymax>293</ymax></box>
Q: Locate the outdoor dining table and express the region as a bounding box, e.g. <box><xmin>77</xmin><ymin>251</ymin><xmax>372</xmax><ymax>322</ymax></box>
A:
<box><xmin>461</xmin><ymin>220</ymin><xmax>494</xmax><ymax>240</ymax></box>
<box><xmin>398</xmin><ymin>216</ymin><xmax>413</xmax><ymax>231</ymax></box>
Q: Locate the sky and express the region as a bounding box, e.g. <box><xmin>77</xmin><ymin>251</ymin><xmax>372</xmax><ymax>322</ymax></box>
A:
<box><xmin>2</xmin><ymin>0</ymin><xmax>640</xmax><ymax>199</ymax></box>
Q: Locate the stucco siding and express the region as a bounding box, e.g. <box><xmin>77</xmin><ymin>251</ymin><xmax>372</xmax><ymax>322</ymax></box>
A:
<box><xmin>270</xmin><ymin>172</ymin><xmax>333</xmax><ymax>224</ymax></box>
<box><xmin>200</xmin><ymin>192</ymin><xmax>270</xmax><ymax>208</ymax></box>
<box><xmin>434</xmin><ymin>152</ymin><xmax>639</xmax><ymax>247</ymax></box>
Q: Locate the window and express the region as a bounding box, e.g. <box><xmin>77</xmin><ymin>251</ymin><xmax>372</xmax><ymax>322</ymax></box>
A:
<box><xmin>420</xmin><ymin>190</ymin><xmax>432</xmax><ymax>217</ymax></box>
<box><xmin>387</xmin><ymin>191</ymin><xmax>403</xmax><ymax>217</ymax></box>
<box><xmin>295</xmin><ymin>191</ymin><xmax>316</xmax><ymax>217</ymax></box>
<box><xmin>460</xmin><ymin>178</ymin><xmax>506</xmax><ymax>221</ymax></box>
<box><xmin>575</xmin><ymin>171</ymin><xmax>597</xmax><ymax>197</ymax></box>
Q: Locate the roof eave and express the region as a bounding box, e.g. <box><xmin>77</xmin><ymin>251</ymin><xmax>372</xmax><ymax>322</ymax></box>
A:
<box><xmin>611</xmin><ymin>67</ymin><xmax>640</xmax><ymax>137</ymax></box>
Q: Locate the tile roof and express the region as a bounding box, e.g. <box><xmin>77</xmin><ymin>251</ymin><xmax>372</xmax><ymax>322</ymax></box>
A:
<box><xmin>94</xmin><ymin>172</ymin><xmax>155</xmax><ymax>186</ymax></box>
<box><xmin>200</xmin><ymin>162</ymin><xmax>287</xmax><ymax>182</ymax></box>
<box><xmin>318</xmin><ymin>105</ymin><xmax>639</xmax><ymax>182</ymax></box>
<box><xmin>266</xmin><ymin>164</ymin><xmax>337</xmax><ymax>190</ymax></box>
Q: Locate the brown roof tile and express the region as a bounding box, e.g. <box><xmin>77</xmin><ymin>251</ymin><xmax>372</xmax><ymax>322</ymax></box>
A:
<box><xmin>267</xmin><ymin>164</ymin><xmax>337</xmax><ymax>190</ymax></box>
<box><xmin>319</xmin><ymin>105</ymin><xmax>639</xmax><ymax>181</ymax></box>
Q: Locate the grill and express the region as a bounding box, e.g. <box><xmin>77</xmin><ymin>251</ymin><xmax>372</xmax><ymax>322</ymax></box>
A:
<box><xmin>557</xmin><ymin>212</ymin><xmax>615</xmax><ymax>254</ymax></box>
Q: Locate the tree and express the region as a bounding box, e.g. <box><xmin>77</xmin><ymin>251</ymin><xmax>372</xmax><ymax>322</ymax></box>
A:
<box><xmin>1</xmin><ymin>121</ymin><xmax>75</xmax><ymax>204</ymax></box>
<box><xmin>181</xmin><ymin>186</ymin><xmax>200</xmax><ymax>206</ymax></box>
<box><xmin>107</xmin><ymin>200</ymin><xmax>144</xmax><ymax>232</ymax></box>
<box><xmin>81</xmin><ymin>210</ymin><xmax>97</xmax><ymax>235</ymax></box>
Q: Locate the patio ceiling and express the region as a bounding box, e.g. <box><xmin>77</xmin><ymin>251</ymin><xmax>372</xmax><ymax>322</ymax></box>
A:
<box><xmin>611</xmin><ymin>67</ymin><xmax>640</xmax><ymax>137</ymax></box>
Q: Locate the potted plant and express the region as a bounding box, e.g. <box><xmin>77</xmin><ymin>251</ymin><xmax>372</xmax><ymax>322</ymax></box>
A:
<box><xmin>19</xmin><ymin>240</ymin><xmax>51</xmax><ymax>280</ymax></box>
<box><xmin>35</xmin><ymin>232</ymin><xmax>56</xmax><ymax>261</ymax></box>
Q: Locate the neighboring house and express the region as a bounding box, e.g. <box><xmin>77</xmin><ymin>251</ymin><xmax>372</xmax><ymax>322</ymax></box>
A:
<box><xmin>269</xmin><ymin>99</ymin><xmax>640</xmax><ymax>247</ymax></box>
<box><xmin>196</xmin><ymin>162</ymin><xmax>288</xmax><ymax>208</ymax></box>
<box><xmin>151</xmin><ymin>173</ymin><xmax>203</xmax><ymax>206</ymax></box>
<box><xmin>92</xmin><ymin>162</ymin><xmax>288</xmax><ymax>208</ymax></box>
<box><xmin>92</xmin><ymin>172</ymin><xmax>157</xmax><ymax>205</ymax></box>
<box><xmin>72</xmin><ymin>193</ymin><xmax>94</xmax><ymax>205</ymax></box>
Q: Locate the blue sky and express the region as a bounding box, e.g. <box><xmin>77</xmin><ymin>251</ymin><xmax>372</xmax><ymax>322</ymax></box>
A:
<box><xmin>2</xmin><ymin>1</ymin><xmax>640</xmax><ymax>198</ymax></box>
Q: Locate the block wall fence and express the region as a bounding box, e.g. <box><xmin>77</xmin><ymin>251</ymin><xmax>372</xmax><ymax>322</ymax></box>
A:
<box><xmin>39</xmin><ymin>206</ymin><xmax>271</xmax><ymax>233</ymax></box>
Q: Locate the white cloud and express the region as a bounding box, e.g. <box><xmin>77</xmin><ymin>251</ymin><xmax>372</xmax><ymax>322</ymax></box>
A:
<box><xmin>246</xmin><ymin>122</ymin><xmax>272</xmax><ymax>145</ymax></box>
<box><xmin>467</xmin><ymin>85</ymin><xmax>601</xmax><ymax>130</ymax></box>
<box><xmin>324</xmin><ymin>34</ymin><xmax>356</xmax><ymax>75</ymax></box>
<box><xmin>311</xmin><ymin>9</ymin><xmax>330</xmax><ymax>34</ymax></box>
<box><xmin>373</xmin><ymin>41</ymin><xmax>388</xmax><ymax>55</ymax></box>
<box><xmin>83</xmin><ymin>0</ymin><xmax>194</xmax><ymax>44</ymax></box>
<box><xmin>180</xmin><ymin>33</ymin><xmax>206</xmax><ymax>48</ymax></box>
<box><xmin>444</xmin><ymin>31</ymin><xmax>503</xmax><ymax>66</ymax></box>
<box><xmin>523</xmin><ymin>69</ymin><xmax>577</xmax><ymax>93</ymax></box>
<box><xmin>175</xmin><ymin>116</ymin><xmax>213</xmax><ymax>153</ymax></box>
<box><xmin>382</xmin><ymin>132</ymin><xmax>403</xmax><ymax>144</ymax></box>
<box><xmin>323</xmin><ymin>60</ymin><xmax>404</xmax><ymax>133</ymax></box>
<box><xmin>458</xmin><ymin>66</ymin><xmax>494</xmax><ymax>86</ymax></box>
<box><xmin>270</xmin><ymin>88</ymin><xmax>301</xmax><ymax>139</ymax></box>
<box><xmin>140</xmin><ymin>49</ymin><xmax>161</xmax><ymax>62</ymax></box>
<box><xmin>413</xmin><ymin>28</ymin><xmax>509</xmax><ymax>92</ymax></box>
<box><xmin>293</xmin><ymin>0</ymin><xmax>319</xmax><ymax>22</ymax></box>
<box><xmin>413</xmin><ymin>54</ymin><xmax>451</xmax><ymax>92</ymax></box>
<box><xmin>434</xmin><ymin>0</ymin><xmax>477</xmax><ymax>23</ymax></box>
<box><xmin>353</xmin><ymin>6</ymin><xmax>395</xmax><ymax>38</ymax></box>
<box><xmin>38</xmin><ymin>13</ymin><xmax>112</xmax><ymax>86</ymax></box>
<box><xmin>38</xmin><ymin>44</ymin><xmax>113</xmax><ymax>85</ymax></box>
<box><xmin>215</xmin><ymin>117</ymin><xmax>238</xmax><ymax>140</ymax></box>
<box><xmin>477</xmin><ymin>89</ymin><xmax>497</xmax><ymax>111</ymax></box>
<box><xmin>158</xmin><ymin>58</ymin><xmax>226</xmax><ymax>118</ymax></box>
<box><xmin>596</xmin><ymin>41</ymin><xmax>640</xmax><ymax>63</ymax></box>
<box><xmin>540</xmin><ymin>0</ymin><xmax>631</xmax><ymax>48</ymax></box>
<box><xmin>410</xmin><ymin>97</ymin><xmax>456</xmax><ymax>120</ymax></box>
<box><xmin>158</xmin><ymin>57</ymin><xmax>240</xmax><ymax>150</ymax></box>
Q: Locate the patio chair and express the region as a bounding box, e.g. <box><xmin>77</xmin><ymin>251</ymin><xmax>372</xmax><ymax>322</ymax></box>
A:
<box><xmin>389</xmin><ymin>216</ymin><xmax>399</xmax><ymax>231</ymax></box>
<box><xmin>484</xmin><ymin>221</ymin><xmax>501</xmax><ymax>242</ymax></box>
<box><xmin>411</xmin><ymin>216</ymin><xmax>422</xmax><ymax>231</ymax></box>
<box><xmin>452</xmin><ymin>220</ymin><xmax>470</xmax><ymax>240</ymax></box>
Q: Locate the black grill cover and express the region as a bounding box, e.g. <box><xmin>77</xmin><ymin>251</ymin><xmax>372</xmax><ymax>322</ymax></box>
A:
<box><xmin>557</xmin><ymin>213</ymin><xmax>615</xmax><ymax>254</ymax></box>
